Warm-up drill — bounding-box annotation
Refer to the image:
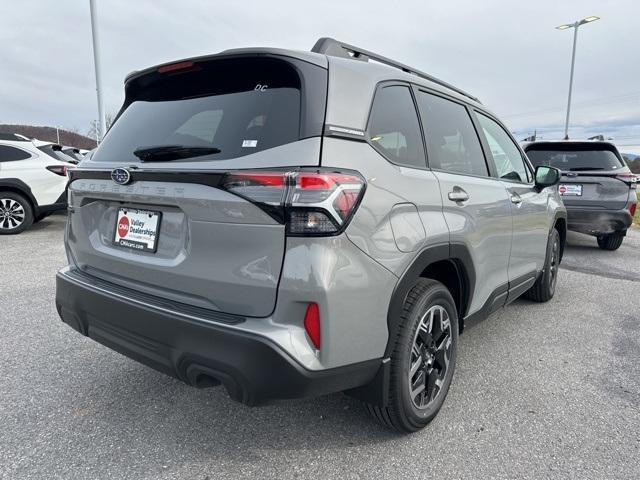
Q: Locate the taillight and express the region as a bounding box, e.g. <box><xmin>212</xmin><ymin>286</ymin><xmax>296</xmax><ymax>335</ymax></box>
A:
<box><xmin>616</xmin><ymin>173</ymin><xmax>637</xmax><ymax>189</ymax></box>
<box><xmin>46</xmin><ymin>165</ymin><xmax>69</xmax><ymax>176</ymax></box>
<box><xmin>224</xmin><ymin>172</ymin><xmax>287</xmax><ymax>205</ymax></box>
<box><xmin>303</xmin><ymin>303</ymin><xmax>321</xmax><ymax>350</ymax></box>
<box><xmin>630</xmin><ymin>203</ymin><xmax>637</xmax><ymax>217</ymax></box>
<box><xmin>223</xmin><ymin>169</ymin><xmax>365</xmax><ymax>236</ymax></box>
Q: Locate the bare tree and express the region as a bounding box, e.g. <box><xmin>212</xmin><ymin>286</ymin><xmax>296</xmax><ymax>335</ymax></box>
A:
<box><xmin>87</xmin><ymin>112</ymin><xmax>115</xmax><ymax>143</ymax></box>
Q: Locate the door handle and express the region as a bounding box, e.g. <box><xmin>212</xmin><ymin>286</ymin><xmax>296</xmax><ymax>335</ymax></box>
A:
<box><xmin>448</xmin><ymin>188</ymin><xmax>469</xmax><ymax>203</ymax></box>
<box><xmin>510</xmin><ymin>194</ymin><xmax>522</xmax><ymax>204</ymax></box>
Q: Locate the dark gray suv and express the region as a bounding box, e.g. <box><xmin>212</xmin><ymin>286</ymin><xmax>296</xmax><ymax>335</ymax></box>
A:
<box><xmin>55</xmin><ymin>38</ymin><xmax>566</xmax><ymax>432</ymax></box>
<box><xmin>524</xmin><ymin>141</ymin><xmax>637</xmax><ymax>250</ymax></box>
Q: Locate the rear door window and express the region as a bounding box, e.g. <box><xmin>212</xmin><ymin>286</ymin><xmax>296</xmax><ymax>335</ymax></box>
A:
<box><xmin>92</xmin><ymin>57</ymin><xmax>324</xmax><ymax>163</ymax></box>
<box><xmin>368</xmin><ymin>85</ymin><xmax>426</xmax><ymax>169</ymax></box>
<box><xmin>416</xmin><ymin>91</ymin><xmax>488</xmax><ymax>176</ymax></box>
<box><xmin>0</xmin><ymin>145</ymin><xmax>31</xmax><ymax>162</ymax></box>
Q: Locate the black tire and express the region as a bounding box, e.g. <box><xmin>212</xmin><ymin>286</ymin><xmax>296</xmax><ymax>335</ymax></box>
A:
<box><xmin>366</xmin><ymin>278</ymin><xmax>458</xmax><ymax>433</ymax></box>
<box><xmin>0</xmin><ymin>191</ymin><xmax>34</xmax><ymax>235</ymax></box>
<box><xmin>597</xmin><ymin>232</ymin><xmax>624</xmax><ymax>251</ymax></box>
<box><xmin>524</xmin><ymin>228</ymin><xmax>560</xmax><ymax>302</ymax></box>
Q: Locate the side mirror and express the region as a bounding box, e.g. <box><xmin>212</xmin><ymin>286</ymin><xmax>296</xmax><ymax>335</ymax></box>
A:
<box><xmin>535</xmin><ymin>166</ymin><xmax>560</xmax><ymax>189</ymax></box>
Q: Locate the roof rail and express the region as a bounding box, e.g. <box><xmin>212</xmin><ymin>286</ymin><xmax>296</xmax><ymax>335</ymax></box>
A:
<box><xmin>311</xmin><ymin>37</ymin><xmax>480</xmax><ymax>103</ymax></box>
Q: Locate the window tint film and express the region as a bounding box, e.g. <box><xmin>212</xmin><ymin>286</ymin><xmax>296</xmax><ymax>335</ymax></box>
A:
<box><xmin>92</xmin><ymin>57</ymin><xmax>308</xmax><ymax>163</ymax></box>
<box><xmin>0</xmin><ymin>145</ymin><xmax>31</xmax><ymax>162</ymax></box>
<box><xmin>416</xmin><ymin>92</ymin><xmax>487</xmax><ymax>176</ymax></box>
<box><xmin>526</xmin><ymin>147</ymin><xmax>624</xmax><ymax>171</ymax></box>
<box><xmin>368</xmin><ymin>86</ymin><xmax>426</xmax><ymax>169</ymax></box>
<box><xmin>477</xmin><ymin>113</ymin><xmax>530</xmax><ymax>182</ymax></box>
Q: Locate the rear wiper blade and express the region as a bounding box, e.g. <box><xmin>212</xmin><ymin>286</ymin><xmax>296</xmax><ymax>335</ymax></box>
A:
<box><xmin>133</xmin><ymin>145</ymin><xmax>221</xmax><ymax>162</ymax></box>
<box><xmin>568</xmin><ymin>167</ymin><xmax>605</xmax><ymax>171</ymax></box>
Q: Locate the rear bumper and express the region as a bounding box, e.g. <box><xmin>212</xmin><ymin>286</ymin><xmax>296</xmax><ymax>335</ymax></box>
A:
<box><xmin>36</xmin><ymin>191</ymin><xmax>67</xmax><ymax>217</ymax></box>
<box><xmin>566</xmin><ymin>207</ymin><xmax>633</xmax><ymax>235</ymax></box>
<box><xmin>55</xmin><ymin>267</ymin><xmax>380</xmax><ymax>406</ymax></box>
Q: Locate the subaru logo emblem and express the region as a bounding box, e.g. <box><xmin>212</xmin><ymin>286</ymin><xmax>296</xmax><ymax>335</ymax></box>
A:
<box><xmin>111</xmin><ymin>168</ymin><xmax>131</xmax><ymax>185</ymax></box>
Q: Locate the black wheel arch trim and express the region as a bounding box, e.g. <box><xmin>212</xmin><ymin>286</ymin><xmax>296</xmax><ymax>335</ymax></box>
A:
<box><xmin>552</xmin><ymin>210</ymin><xmax>568</xmax><ymax>261</ymax></box>
<box><xmin>385</xmin><ymin>242</ymin><xmax>475</xmax><ymax>357</ymax></box>
<box><xmin>352</xmin><ymin>244</ymin><xmax>475</xmax><ymax>407</ymax></box>
<box><xmin>0</xmin><ymin>178</ymin><xmax>39</xmax><ymax>212</ymax></box>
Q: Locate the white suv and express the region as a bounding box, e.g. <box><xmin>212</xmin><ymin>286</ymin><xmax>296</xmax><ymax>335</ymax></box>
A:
<box><xmin>0</xmin><ymin>134</ymin><xmax>72</xmax><ymax>234</ymax></box>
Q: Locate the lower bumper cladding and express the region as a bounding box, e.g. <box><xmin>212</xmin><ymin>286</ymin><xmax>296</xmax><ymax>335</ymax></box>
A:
<box><xmin>55</xmin><ymin>268</ymin><xmax>380</xmax><ymax>406</ymax></box>
<box><xmin>566</xmin><ymin>207</ymin><xmax>633</xmax><ymax>235</ymax></box>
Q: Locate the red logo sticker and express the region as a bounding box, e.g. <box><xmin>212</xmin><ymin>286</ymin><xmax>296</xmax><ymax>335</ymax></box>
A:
<box><xmin>559</xmin><ymin>186</ymin><xmax>566</xmax><ymax>194</ymax></box>
<box><xmin>118</xmin><ymin>216</ymin><xmax>130</xmax><ymax>238</ymax></box>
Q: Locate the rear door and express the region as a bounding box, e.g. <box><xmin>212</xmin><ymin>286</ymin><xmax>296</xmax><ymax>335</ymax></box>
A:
<box><xmin>474</xmin><ymin>112</ymin><xmax>549</xmax><ymax>287</ymax></box>
<box><xmin>0</xmin><ymin>144</ymin><xmax>66</xmax><ymax>205</ymax></box>
<box><xmin>66</xmin><ymin>55</ymin><xmax>327</xmax><ymax>317</ymax></box>
<box><xmin>415</xmin><ymin>89</ymin><xmax>513</xmax><ymax>314</ymax></box>
<box><xmin>525</xmin><ymin>143</ymin><xmax>632</xmax><ymax>210</ymax></box>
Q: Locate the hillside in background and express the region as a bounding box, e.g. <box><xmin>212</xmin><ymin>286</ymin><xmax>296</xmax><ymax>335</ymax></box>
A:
<box><xmin>625</xmin><ymin>159</ymin><xmax>640</xmax><ymax>173</ymax></box>
<box><xmin>0</xmin><ymin>124</ymin><xmax>96</xmax><ymax>150</ymax></box>
<box><xmin>622</xmin><ymin>154</ymin><xmax>640</xmax><ymax>173</ymax></box>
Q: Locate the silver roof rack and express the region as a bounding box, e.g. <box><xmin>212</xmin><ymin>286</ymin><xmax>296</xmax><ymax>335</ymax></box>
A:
<box><xmin>311</xmin><ymin>37</ymin><xmax>480</xmax><ymax>103</ymax></box>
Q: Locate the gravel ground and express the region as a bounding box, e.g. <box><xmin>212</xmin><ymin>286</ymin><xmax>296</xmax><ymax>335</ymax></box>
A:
<box><xmin>0</xmin><ymin>215</ymin><xmax>638</xmax><ymax>480</ymax></box>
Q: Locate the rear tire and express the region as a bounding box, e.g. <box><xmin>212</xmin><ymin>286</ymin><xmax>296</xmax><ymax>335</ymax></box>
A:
<box><xmin>597</xmin><ymin>232</ymin><xmax>624</xmax><ymax>251</ymax></box>
<box><xmin>0</xmin><ymin>192</ymin><xmax>33</xmax><ymax>235</ymax></box>
<box><xmin>366</xmin><ymin>278</ymin><xmax>458</xmax><ymax>433</ymax></box>
<box><xmin>524</xmin><ymin>228</ymin><xmax>560</xmax><ymax>303</ymax></box>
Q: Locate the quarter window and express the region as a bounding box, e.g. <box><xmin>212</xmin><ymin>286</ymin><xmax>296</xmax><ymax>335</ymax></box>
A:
<box><xmin>368</xmin><ymin>85</ymin><xmax>426</xmax><ymax>169</ymax></box>
<box><xmin>416</xmin><ymin>91</ymin><xmax>488</xmax><ymax>176</ymax></box>
<box><xmin>477</xmin><ymin>113</ymin><xmax>530</xmax><ymax>183</ymax></box>
<box><xmin>0</xmin><ymin>145</ymin><xmax>31</xmax><ymax>162</ymax></box>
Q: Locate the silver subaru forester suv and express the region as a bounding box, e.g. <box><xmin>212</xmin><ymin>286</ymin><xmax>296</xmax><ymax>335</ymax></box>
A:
<box><xmin>56</xmin><ymin>38</ymin><xmax>566</xmax><ymax>432</ymax></box>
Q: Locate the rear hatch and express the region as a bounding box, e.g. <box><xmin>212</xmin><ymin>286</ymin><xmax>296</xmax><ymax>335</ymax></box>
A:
<box><xmin>66</xmin><ymin>54</ymin><xmax>328</xmax><ymax>317</ymax></box>
<box><xmin>525</xmin><ymin>142</ymin><xmax>634</xmax><ymax>209</ymax></box>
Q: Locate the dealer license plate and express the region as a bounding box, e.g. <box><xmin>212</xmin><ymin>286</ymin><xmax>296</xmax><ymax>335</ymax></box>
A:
<box><xmin>113</xmin><ymin>208</ymin><xmax>161</xmax><ymax>252</ymax></box>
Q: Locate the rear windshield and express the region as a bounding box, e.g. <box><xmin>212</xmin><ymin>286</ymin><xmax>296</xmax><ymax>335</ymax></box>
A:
<box><xmin>37</xmin><ymin>145</ymin><xmax>77</xmax><ymax>163</ymax></box>
<box><xmin>92</xmin><ymin>57</ymin><xmax>324</xmax><ymax>163</ymax></box>
<box><xmin>526</xmin><ymin>144</ymin><xmax>624</xmax><ymax>171</ymax></box>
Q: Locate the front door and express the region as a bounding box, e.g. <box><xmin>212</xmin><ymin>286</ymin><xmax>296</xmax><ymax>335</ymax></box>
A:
<box><xmin>475</xmin><ymin>112</ymin><xmax>549</xmax><ymax>294</ymax></box>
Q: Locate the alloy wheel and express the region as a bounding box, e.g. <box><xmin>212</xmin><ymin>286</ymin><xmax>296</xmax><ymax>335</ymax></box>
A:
<box><xmin>0</xmin><ymin>198</ymin><xmax>26</xmax><ymax>231</ymax></box>
<box><xmin>408</xmin><ymin>305</ymin><xmax>452</xmax><ymax>409</ymax></box>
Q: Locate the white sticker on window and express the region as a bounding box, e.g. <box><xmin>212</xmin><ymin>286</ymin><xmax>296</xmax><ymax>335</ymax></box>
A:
<box><xmin>242</xmin><ymin>140</ymin><xmax>258</xmax><ymax>148</ymax></box>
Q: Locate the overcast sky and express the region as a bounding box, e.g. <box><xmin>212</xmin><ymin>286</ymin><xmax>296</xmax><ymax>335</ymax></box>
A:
<box><xmin>1</xmin><ymin>0</ymin><xmax>639</xmax><ymax>152</ymax></box>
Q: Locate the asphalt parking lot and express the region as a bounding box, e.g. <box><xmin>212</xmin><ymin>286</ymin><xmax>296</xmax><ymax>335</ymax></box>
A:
<box><xmin>1</xmin><ymin>214</ymin><xmax>638</xmax><ymax>480</ymax></box>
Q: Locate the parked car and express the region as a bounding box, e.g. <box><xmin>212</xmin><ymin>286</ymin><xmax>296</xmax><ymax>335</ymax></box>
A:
<box><xmin>32</xmin><ymin>140</ymin><xmax>80</xmax><ymax>165</ymax></box>
<box><xmin>60</xmin><ymin>146</ymin><xmax>84</xmax><ymax>163</ymax></box>
<box><xmin>524</xmin><ymin>140</ymin><xmax>637</xmax><ymax>250</ymax></box>
<box><xmin>0</xmin><ymin>137</ymin><xmax>72</xmax><ymax>234</ymax></box>
<box><xmin>55</xmin><ymin>38</ymin><xmax>565</xmax><ymax>432</ymax></box>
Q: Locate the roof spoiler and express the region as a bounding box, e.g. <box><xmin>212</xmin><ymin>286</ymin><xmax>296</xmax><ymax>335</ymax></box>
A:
<box><xmin>311</xmin><ymin>37</ymin><xmax>480</xmax><ymax>103</ymax></box>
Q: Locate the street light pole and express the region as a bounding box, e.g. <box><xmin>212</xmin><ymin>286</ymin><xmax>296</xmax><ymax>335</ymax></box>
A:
<box><xmin>89</xmin><ymin>0</ymin><xmax>106</xmax><ymax>143</ymax></box>
<box><xmin>563</xmin><ymin>23</ymin><xmax>579</xmax><ymax>140</ymax></box>
<box><xmin>556</xmin><ymin>16</ymin><xmax>600</xmax><ymax>140</ymax></box>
